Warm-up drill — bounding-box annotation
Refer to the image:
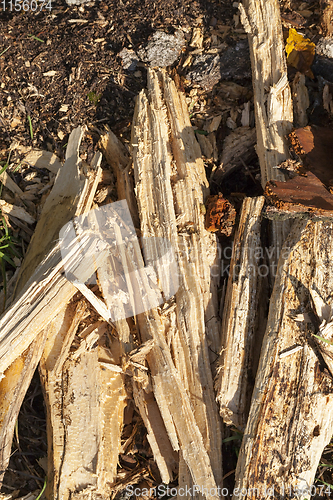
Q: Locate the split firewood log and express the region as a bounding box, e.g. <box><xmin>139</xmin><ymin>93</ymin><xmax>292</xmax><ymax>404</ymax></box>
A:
<box><xmin>238</xmin><ymin>0</ymin><xmax>293</xmax><ymax>186</ymax></box>
<box><xmin>0</xmin><ymin>127</ymin><xmax>103</xmax><ymax>486</ymax></box>
<box><xmin>215</xmin><ymin>0</ymin><xmax>295</xmax><ymax>432</ymax></box>
<box><xmin>130</xmin><ymin>68</ymin><xmax>223</xmax><ymax>498</ymax></box>
<box><xmin>100</xmin><ymin>128</ymin><xmax>178</xmax><ymax>485</ymax></box>
<box><xmin>216</xmin><ymin>196</ymin><xmax>269</xmax><ymax>430</ymax></box>
<box><xmin>233</xmin><ymin>220</ymin><xmax>333</xmax><ymax>499</ymax></box>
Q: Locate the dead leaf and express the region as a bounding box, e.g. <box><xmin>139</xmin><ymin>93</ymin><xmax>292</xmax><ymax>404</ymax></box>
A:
<box><xmin>285</xmin><ymin>28</ymin><xmax>315</xmax><ymax>78</ymax></box>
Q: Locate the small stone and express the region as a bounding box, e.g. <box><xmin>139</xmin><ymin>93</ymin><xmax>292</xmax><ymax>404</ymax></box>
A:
<box><xmin>137</xmin><ymin>30</ymin><xmax>185</xmax><ymax>68</ymax></box>
<box><xmin>118</xmin><ymin>48</ymin><xmax>139</xmax><ymax>72</ymax></box>
<box><xmin>186</xmin><ymin>40</ymin><xmax>251</xmax><ymax>90</ymax></box>
<box><xmin>186</xmin><ymin>53</ymin><xmax>222</xmax><ymax>90</ymax></box>
<box><xmin>316</xmin><ymin>37</ymin><xmax>333</xmax><ymax>59</ymax></box>
<box><xmin>219</xmin><ymin>40</ymin><xmax>251</xmax><ymax>81</ymax></box>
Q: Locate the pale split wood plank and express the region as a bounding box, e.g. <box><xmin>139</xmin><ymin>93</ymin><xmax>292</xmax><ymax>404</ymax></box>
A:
<box><xmin>39</xmin><ymin>306</ymin><xmax>126</xmax><ymax>500</ymax></box>
<box><xmin>35</xmin><ymin>146</ymin><xmax>128</xmax><ymax>498</ymax></box>
<box><xmin>13</xmin><ymin>125</ymin><xmax>87</xmax><ymax>293</ymax></box>
<box><xmin>0</xmin><ymin>332</ymin><xmax>48</xmax><ymax>479</ymax></box>
<box><xmin>98</xmin><ymin>125</ymin><xmax>179</xmax><ymax>484</ymax></box>
<box><xmin>99</xmin><ymin>125</ymin><xmax>139</xmax><ymax>228</ymax></box>
<box><xmin>233</xmin><ymin>220</ymin><xmax>333</xmax><ymax>499</ymax></box>
<box><xmin>0</xmin><ymin>170</ymin><xmax>23</xmax><ymax>196</ymax></box>
<box><xmin>0</xmin><ymin>200</ymin><xmax>35</xmax><ymax>224</ymax></box>
<box><xmin>238</xmin><ymin>0</ymin><xmax>294</xmax><ymax>287</ymax></box>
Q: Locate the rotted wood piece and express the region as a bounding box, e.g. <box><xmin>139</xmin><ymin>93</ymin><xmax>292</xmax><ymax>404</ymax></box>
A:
<box><xmin>264</xmin><ymin>171</ymin><xmax>333</xmax><ymax>219</ymax></box>
<box><xmin>216</xmin><ymin>196</ymin><xmax>268</xmax><ymax>430</ymax></box>
<box><xmin>205</xmin><ymin>194</ymin><xmax>236</xmax><ymax>236</ymax></box>
<box><xmin>264</xmin><ymin>126</ymin><xmax>333</xmax><ymax>220</ymax></box>
<box><xmin>289</xmin><ymin>126</ymin><xmax>333</xmax><ymax>187</ymax></box>
<box><xmin>132</xmin><ymin>68</ymin><xmax>222</xmax><ymax>498</ymax></box>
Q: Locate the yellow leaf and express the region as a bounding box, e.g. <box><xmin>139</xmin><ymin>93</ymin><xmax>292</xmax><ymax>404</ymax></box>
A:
<box><xmin>285</xmin><ymin>28</ymin><xmax>315</xmax><ymax>78</ymax></box>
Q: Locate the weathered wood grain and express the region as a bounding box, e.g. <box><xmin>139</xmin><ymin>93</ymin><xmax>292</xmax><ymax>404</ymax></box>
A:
<box><xmin>233</xmin><ymin>220</ymin><xmax>333</xmax><ymax>499</ymax></box>
<box><xmin>239</xmin><ymin>0</ymin><xmax>293</xmax><ymax>186</ymax></box>
<box><xmin>0</xmin><ymin>128</ymin><xmax>103</xmax><ymax>486</ymax></box>
<box><xmin>131</xmin><ymin>68</ymin><xmax>222</xmax><ymax>499</ymax></box>
<box><xmin>216</xmin><ymin>196</ymin><xmax>268</xmax><ymax>430</ymax></box>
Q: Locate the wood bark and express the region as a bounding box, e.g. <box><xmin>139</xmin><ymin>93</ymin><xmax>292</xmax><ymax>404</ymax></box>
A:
<box><xmin>233</xmin><ymin>221</ymin><xmax>333</xmax><ymax>499</ymax></box>
<box><xmin>131</xmin><ymin>68</ymin><xmax>222</xmax><ymax>499</ymax></box>
<box><xmin>216</xmin><ymin>197</ymin><xmax>268</xmax><ymax>430</ymax></box>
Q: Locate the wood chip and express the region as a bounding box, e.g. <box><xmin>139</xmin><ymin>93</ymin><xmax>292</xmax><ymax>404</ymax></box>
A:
<box><xmin>43</xmin><ymin>70</ymin><xmax>58</xmax><ymax>77</ymax></box>
<box><xmin>0</xmin><ymin>170</ymin><xmax>23</xmax><ymax>196</ymax></box>
<box><xmin>0</xmin><ymin>200</ymin><xmax>35</xmax><ymax>224</ymax></box>
<box><xmin>23</xmin><ymin>150</ymin><xmax>62</xmax><ymax>174</ymax></box>
<box><xmin>190</xmin><ymin>27</ymin><xmax>203</xmax><ymax>48</ymax></box>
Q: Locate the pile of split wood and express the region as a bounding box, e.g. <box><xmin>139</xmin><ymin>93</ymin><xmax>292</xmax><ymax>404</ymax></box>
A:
<box><xmin>1</xmin><ymin>1</ymin><xmax>333</xmax><ymax>499</ymax></box>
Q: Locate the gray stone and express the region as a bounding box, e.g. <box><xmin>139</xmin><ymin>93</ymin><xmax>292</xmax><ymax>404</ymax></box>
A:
<box><xmin>138</xmin><ymin>30</ymin><xmax>185</xmax><ymax>68</ymax></box>
<box><xmin>186</xmin><ymin>53</ymin><xmax>222</xmax><ymax>90</ymax></box>
<box><xmin>186</xmin><ymin>40</ymin><xmax>251</xmax><ymax>91</ymax></box>
<box><xmin>312</xmin><ymin>38</ymin><xmax>333</xmax><ymax>82</ymax></box>
<box><xmin>118</xmin><ymin>48</ymin><xmax>139</xmax><ymax>72</ymax></box>
<box><xmin>219</xmin><ymin>40</ymin><xmax>251</xmax><ymax>81</ymax></box>
<box><xmin>316</xmin><ymin>37</ymin><xmax>333</xmax><ymax>59</ymax></box>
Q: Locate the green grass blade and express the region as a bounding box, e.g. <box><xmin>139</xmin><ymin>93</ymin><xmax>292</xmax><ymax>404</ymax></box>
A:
<box><xmin>0</xmin><ymin>253</ymin><xmax>16</xmax><ymax>267</ymax></box>
<box><xmin>0</xmin><ymin>163</ymin><xmax>9</xmax><ymax>176</ymax></box>
<box><xmin>316</xmin><ymin>480</ymin><xmax>333</xmax><ymax>490</ymax></box>
<box><xmin>28</xmin><ymin>34</ymin><xmax>44</xmax><ymax>43</ymax></box>
<box><xmin>35</xmin><ymin>477</ymin><xmax>47</xmax><ymax>500</ymax></box>
<box><xmin>0</xmin><ymin>46</ymin><xmax>10</xmax><ymax>57</ymax></box>
<box><xmin>313</xmin><ymin>333</ymin><xmax>333</xmax><ymax>346</ymax></box>
<box><xmin>27</xmin><ymin>115</ymin><xmax>34</xmax><ymax>139</ymax></box>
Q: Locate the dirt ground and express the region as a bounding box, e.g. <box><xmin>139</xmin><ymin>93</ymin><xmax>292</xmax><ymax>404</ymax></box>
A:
<box><xmin>0</xmin><ymin>0</ymin><xmax>235</xmax><ymax>156</ymax></box>
<box><xmin>1</xmin><ymin>0</ymin><xmax>333</xmax><ymax>497</ymax></box>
